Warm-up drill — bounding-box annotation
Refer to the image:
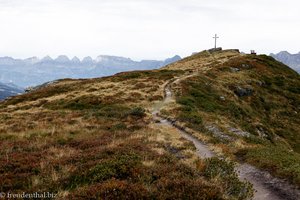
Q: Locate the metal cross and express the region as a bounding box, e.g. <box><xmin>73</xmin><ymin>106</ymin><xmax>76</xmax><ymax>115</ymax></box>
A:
<box><xmin>213</xmin><ymin>34</ymin><xmax>219</xmax><ymax>49</ymax></box>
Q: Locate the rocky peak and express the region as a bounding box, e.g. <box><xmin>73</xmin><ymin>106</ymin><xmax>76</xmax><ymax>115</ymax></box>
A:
<box><xmin>55</xmin><ymin>55</ymin><xmax>70</xmax><ymax>63</ymax></box>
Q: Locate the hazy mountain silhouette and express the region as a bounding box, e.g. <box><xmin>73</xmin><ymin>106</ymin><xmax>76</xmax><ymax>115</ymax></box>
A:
<box><xmin>0</xmin><ymin>55</ymin><xmax>181</xmax><ymax>87</ymax></box>
<box><xmin>270</xmin><ymin>51</ymin><xmax>300</xmax><ymax>73</ymax></box>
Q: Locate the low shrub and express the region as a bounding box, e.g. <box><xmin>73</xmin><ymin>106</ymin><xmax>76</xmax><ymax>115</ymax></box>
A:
<box><xmin>129</xmin><ymin>107</ymin><xmax>146</xmax><ymax>118</ymax></box>
<box><xmin>203</xmin><ymin>158</ymin><xmax>254</xmax><ymax>199</ymax></box>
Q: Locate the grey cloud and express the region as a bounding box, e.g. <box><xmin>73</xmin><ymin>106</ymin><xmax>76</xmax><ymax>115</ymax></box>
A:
<box><xmin>0</xmin><ymin>0</ymin><xmax>299</xmax><ymax>59</ymax></box>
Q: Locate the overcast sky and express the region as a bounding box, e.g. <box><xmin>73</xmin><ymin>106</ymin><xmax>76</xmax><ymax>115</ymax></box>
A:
<box><xmin>0</xmin><ymin>0</ymin><xmax>299</xmax><ymax>60</ymax></box>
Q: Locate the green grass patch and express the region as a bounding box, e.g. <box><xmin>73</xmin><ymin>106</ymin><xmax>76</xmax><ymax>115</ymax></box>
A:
<box><xmin>67</xmin><ymin>153</ymin><xmax>141</xmax><ymax>189</ymax></box>
<box><xmin>236</xmin><ymin>145</ymin><xmax>300</xmax><ymax>186</ymax></box>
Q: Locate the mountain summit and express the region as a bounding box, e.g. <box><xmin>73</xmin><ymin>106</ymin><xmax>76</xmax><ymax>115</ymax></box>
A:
<box><xmin>55</xmin><ymin>55</ymin><xmax>70</xmax><ymax>63</ymax></box>
<box><xmin>40</xmin><ymin>55</ymin><xmax>53</xmax><ymax>62</ymax></box>
<box><xmin>271</xmin><ymin>51</ymin><xmax>300</xmax><ymax>73</ymax></box>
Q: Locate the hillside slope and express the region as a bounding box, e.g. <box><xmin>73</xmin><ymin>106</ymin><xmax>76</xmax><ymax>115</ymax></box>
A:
<box><xmin>0</xmin><ymin>82</ymin><xmax>23</xmax><ymax>100</ymax></box>
<box><xmin>271</xmin><ymin>51</ymin><xmax>300</xmax><ymax>73</ymax></box>
<box><xmin>162</xmin><ymin>50</ymin><xmax>300</xmax><ymax>187</ymax></box>
<box><xmin>0</xmin><ymin>49</ymin><xmax>299</xmax><ymax>199</ymax></box>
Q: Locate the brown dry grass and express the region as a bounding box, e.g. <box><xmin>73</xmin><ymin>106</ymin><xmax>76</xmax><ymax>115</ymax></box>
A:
<box><xmin>0</xmin><ymin>52</ymin><xmax>255</xmax><ymax>199</ymax></box>
<box><xmin>163</xmin><ymin>49</ymin><xmax>241</xmax><ymax>72</ymax></box>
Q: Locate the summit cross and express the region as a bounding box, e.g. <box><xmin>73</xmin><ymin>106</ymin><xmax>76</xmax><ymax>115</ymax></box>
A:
<box><xmin>213</xmin><ymin>34</ymin><xmax>219</xmax><ymax>49</ymax></box>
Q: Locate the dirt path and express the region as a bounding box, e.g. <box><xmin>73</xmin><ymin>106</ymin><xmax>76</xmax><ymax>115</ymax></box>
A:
<box><xmin>151</xmin><ymin>74</ymin><xmax>300</xmax><ymax>200</ymax></box>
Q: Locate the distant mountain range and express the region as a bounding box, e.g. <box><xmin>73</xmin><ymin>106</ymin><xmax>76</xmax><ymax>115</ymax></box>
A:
<box><xmin>0</xmin><ymin>82</ymin><xmax>24</xmax><ymax>100</ymax></box>
<box><xmin>270</xmin><ymin>51</ymin><xmax>300</xmax><ymax>73</ymax></box>
<box><xmin>0</xmin><ymin>55</ymin><xmax>181</xmax><ymax>88</ymax></box>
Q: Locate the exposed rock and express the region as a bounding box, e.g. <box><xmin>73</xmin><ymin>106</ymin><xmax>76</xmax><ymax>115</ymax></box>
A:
<box><xmin>228</xmin><ymin>127</ymin><xmax>250</xmax><ymax>137</ymax></box>
<box><xmin>241</xmin><ymin>63</ymin><xmax>251</xmax><ymax>68</ymax></box>
<box><xmin>208</xmin><ymin>47</ymin><xmax>223</xmax><ymax>53</ymax></box>
<box><xmin>205</xmin><ymin>124</ymin><xmax>232</xmax><ymax>141</ymax></box>
<box><xmin>230</xmin><ymin>67</ymin><xmax>240</xmax><ymax>72</ymax></box>
<box><xmin>256</xmin><ymin>127</ymin><xmax>268</xmax><ymax>138</ymax></box>
<box><xmin>220</xmin><ymin>96</ymin><xmax>226</xmax><ymax>101</ymax></box>
<box><xmin>234</xmin><ymin>86</ymin><xmax>253</xmax><ymax>97</ymax></box>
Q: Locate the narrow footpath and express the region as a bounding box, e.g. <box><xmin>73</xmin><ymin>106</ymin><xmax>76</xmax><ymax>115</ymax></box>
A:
<box><xmin>151</xmin><ymin>75</ymin><xmax>300</xmax><ymax>200</ymax></box>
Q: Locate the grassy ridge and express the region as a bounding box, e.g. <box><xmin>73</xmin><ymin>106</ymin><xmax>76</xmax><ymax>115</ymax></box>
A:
<box><xmin>173</xmin><ymin>55</ymin><xmax>300</xmax><ymax>186</ymax></box>
<box><xmin>0</xmin><ymin>69</ymin><xmax>253</xmax><ymax>199</ymax></box>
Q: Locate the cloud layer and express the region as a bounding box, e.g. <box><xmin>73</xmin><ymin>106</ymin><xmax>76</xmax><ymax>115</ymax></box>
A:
<box><xmin>0</xmin><ymin>0</ymin><xmax>299</xmax><ymax>59</ymax></box>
